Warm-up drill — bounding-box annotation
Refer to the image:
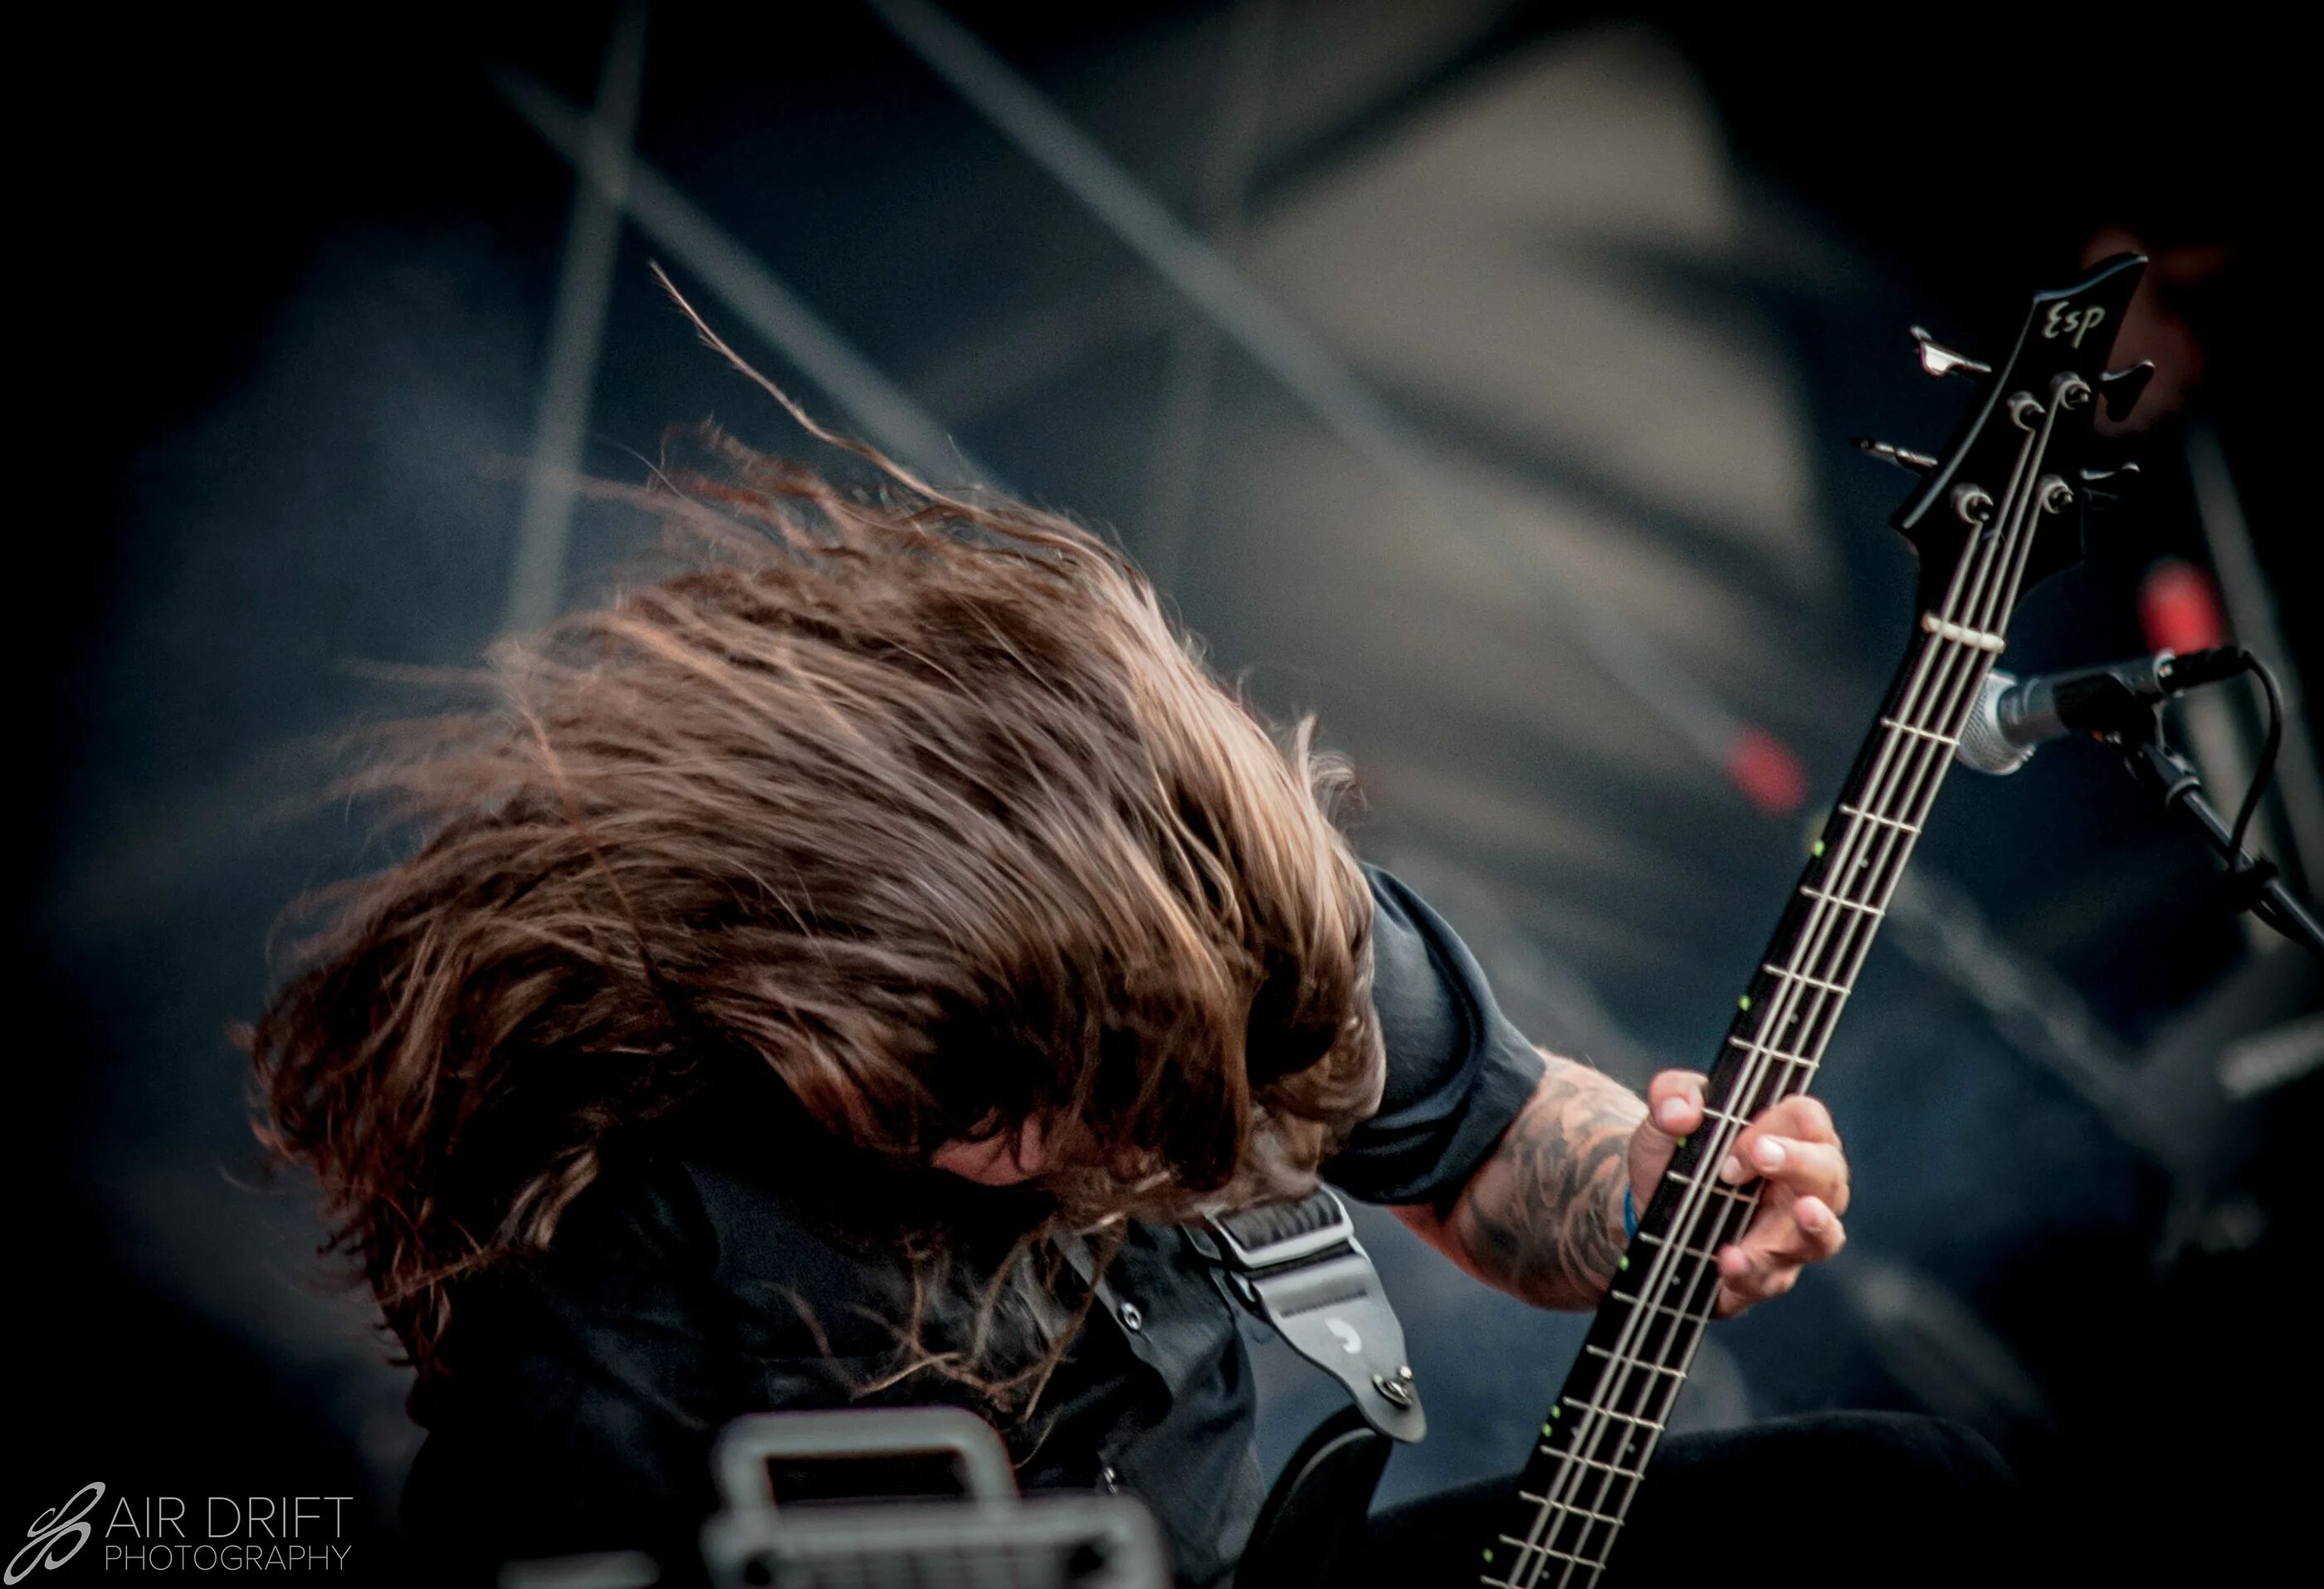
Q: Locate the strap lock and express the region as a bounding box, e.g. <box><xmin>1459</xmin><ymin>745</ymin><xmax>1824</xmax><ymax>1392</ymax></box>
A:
<box><xmin>1203</xmin><ymin>1188</ymin><xmax>1424</xmax><ymax>1443</ymax></box>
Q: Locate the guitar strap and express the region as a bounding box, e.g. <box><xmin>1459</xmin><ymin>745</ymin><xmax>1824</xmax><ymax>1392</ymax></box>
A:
<box><xmin>1192</xmin><ymin>1188</ymin><xmax>1426</xmax><ymax>1444</ymax></box>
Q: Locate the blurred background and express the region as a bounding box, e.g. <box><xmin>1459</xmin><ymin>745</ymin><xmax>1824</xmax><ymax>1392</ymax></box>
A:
<box><xmin>13</xmin><ymin>2</ymin><xmax>2312</xmax><ymax>1581</ymax></box>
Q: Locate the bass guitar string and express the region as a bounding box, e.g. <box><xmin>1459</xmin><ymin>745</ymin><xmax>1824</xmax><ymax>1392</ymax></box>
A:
<box><xmin>1502</xmin><ymin>437</ymin><xmax>2043</xmax><ymax>1588</ymax></box>
<box><xmin>1539</xmin><ymin>390</ymin><xmax>2066</xmax><ymax>1552</ymax></box>
<box><xmin>1730</xmin><ymin>404</ymin><xmax>2057</xmax><ymax>1034</ymax></box>
<box><xmin>1550</xmin><ymin>384</ymin><xmax>2050</xmax><ymax>1419</ymax></box>
<box><xmin>1506</xmin><ymin>394</ymin><xmax>2067</xmax><ymax>1587</ymax></box>
<box><xmin>1489</xmin><ymin>589</ymin><xmax>2018</xmax><ymax>1589</ymax></box>
<box><xmin>1492</xmin><ymin>389</ymin><xmax>2068</xmax><ymax>1588</ymax></box>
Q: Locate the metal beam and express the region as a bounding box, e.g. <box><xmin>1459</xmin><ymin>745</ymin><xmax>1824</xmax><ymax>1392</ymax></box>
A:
<box><xmin>862</xmin><ymin>0</ymin><xmax>1794</xmax><ymax>804</ymax></box>
<box><xmin>496</xmin><ymin>73</ymin><xmax>1000</xmax><ymax>496</ymax></box>
<box><xmin>505</xmin><ymin>2</ymin><xmax>650</xmax><ymax>637</ymax></box>
<box><xmin>1140</xmin><ymin>0</ymin><xmax>1280</xmax><ymax>594</ymax></box>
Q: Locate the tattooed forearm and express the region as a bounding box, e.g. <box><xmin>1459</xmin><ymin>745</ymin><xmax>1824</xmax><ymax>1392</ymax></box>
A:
<box><xmin>1423</xmin><ymin>1056</ymin><xmax>1646</xmax><ymax>1310</ymax></box>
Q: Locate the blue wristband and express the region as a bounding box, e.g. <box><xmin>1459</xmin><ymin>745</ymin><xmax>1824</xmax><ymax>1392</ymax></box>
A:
<box><xmin>1623</xmin><ymin>1186</ymin><xmax>1639</xmax><ymax>1241</ymax></box>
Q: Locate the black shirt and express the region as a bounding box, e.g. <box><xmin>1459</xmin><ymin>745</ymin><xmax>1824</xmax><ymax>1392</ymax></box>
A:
<box><xmin>402</xmin><ymin>868</ymin><xmax>1546</xmax><ymax>1586</ymax></box>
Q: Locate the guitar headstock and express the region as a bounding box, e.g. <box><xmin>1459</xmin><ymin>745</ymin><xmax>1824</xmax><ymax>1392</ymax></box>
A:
<box><xmin>1856</xmin><ymin>253</ymin><xmax>2152</xmax><ymax>609</ymax></box>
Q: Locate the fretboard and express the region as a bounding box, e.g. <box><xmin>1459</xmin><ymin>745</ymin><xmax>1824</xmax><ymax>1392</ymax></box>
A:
<box><xmin>1477</xmin><ymin>380</ymin><xmax>2072</xmax><ymax>1588</ymax></box>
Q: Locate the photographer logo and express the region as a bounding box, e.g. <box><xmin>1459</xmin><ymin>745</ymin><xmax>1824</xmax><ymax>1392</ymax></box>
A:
<box><xmin>7</xmin><ymin>1484</ymin><xmax>102</xmax><ymax>1582</ymax></box>
<box><xmin>11</xmin><ymin>1486</ymin><xmax>354</xmax><ymax>1576</ymax></box>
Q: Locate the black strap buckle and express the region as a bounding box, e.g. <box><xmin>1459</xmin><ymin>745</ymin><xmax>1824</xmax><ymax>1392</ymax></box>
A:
<box><xmin>1201</xmin><ymin>1188</ymin><xmax>1424</xmax><ymax>1444</ymax></box>
<box><xmin>1207</xmin><ymin>1186</ymin><xmax>1358</xmax><ymax>1271</ymax></box>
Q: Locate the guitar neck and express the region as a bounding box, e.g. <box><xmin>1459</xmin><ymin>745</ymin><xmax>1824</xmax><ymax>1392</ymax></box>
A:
<box><xmin>1478</xmin><ymin>599</ymin><xmax>2016</xmax><ymax>1587</ymax></box>
<box><xmin>1469</xmin><ymin>255</ymin><xmax>2146</xmax><ymax>1589</ymax></box>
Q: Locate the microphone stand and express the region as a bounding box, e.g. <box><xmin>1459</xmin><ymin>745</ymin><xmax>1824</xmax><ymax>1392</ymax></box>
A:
<box><xmin>2116</xmin><ymin>716</ymin><xmax>2324</xmax><ymax>957</ymax></box>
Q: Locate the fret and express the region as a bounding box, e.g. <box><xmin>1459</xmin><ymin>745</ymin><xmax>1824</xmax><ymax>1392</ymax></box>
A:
<box><xmin>1848</xmin><ymin>858</ymin><xmax>1924</xmax><ymax>929</ymax></box>
<box><xmin>1877</xmin><ymin>715</ymin><xmax>1955</xmax><ymax>746</ymax></box>
<box><xmin>1606</xmin><ymin>1293</ymin><xmax>1708</xmax><ymax>1325</ymax></box>
<box><xmin>1918</xmin><ymin>611</ymin><xmax>2007</xmax><ymax>652</ymax></box>
<box><xmin>1526</xmin><ymin>1451</ymin><xmax>1644</xmax><ymax>1485</ymax></box>
<box><xmin>1726</xmin><ymin>1035</ymin><xmax>1816</xmax><ymax>1068</ymax></box>
<box><xmin>1799</xmin><ymin>886</ymin><xmax>1884</xmax><ymax>919</ymax></box>
<box><xmin>1561</xmin><ymin>1401</ymin><xmax>1664</xmax><ymax>1433</ymax></box>
<box><xmin>1490</xmin><ymin>1537</ymin><xmax>1604</xmax><ymax>1571</ymax></box>
<box><xmin>1762</xmin><ymin>962</ymin><xmax>1848</xmax><ymax>996</ymax></box>
<box><xmin>1697</xmin><ymin>1105</ymin><xmax>1755</xmax><ymax>1129</ymax></box>
<box><xmin>1632</xmin><ymin>1230</ymin><xmax>1721</xmax><ymax>1262</ymax></box>
<box><xmin>1511</xmin><ymin>1493</ymin><xmax>1627</xmax><ymax>1527</ymax></box>
<box><xmin>1663</xmin><ymin>1171</ymin><xmax>1756</xmax><ymax>1206</ymax></box>
<box><xmin>1803</xmin><ymin>949</ymin><xmax>1876</xmax><ymax>1015</ymax></box>
<box><xmin>1824</xmin><ymin>824</ymin><xmax>1907</xmax><ymax>877</ymax></box>
<box><xmin>1836</xmin><ymin>803</ymin><xmax>1920</xmax><ymax>834</ymax></box>
<box><xmin>1583</xmin><ymin>1345</ymin><xmax>1687</xmax><ymax>1381</ymax></box>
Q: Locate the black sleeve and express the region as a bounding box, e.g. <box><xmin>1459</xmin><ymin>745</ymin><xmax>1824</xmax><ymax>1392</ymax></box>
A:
<box><xmin>401</xmin><ymin>1148</ymin><xmax>737</xmax><ymax>1582</ymax></box>
<box><xmin>1321</xmin><ymin>866</ymin><xmax>1547</xmax><ymax>1210</ymax></box>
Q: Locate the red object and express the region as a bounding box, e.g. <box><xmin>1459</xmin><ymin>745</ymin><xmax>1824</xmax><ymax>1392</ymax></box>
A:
<box><xmin>1726</xmin><ymin>726</ymin><xmax>1809</xmax><ymax>818</ymax></box>
<box><xmin>2140</xmin><ymin>559</ymin><xmax>2229</xmax><ymax>655</ymax></box>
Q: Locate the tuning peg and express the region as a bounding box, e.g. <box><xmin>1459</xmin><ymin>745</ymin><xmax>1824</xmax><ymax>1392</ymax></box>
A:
<box><xmin>1852</xmin><ymin>436</ymin><xmax>1940</xmax><ymax>473</ymax></box>
<box><xmin>1911</xmin><ymin>325</ymin><xmax>1992</xmax><ymax>379</ymax></box>
<box><xmin>2099</xmin><ymin>362</ymin><xmax>2156</xmax><ymax>421</ymax></box>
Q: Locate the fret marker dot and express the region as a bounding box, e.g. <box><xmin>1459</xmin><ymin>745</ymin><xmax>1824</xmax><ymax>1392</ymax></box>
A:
<box><xmin>1483</xmin><ymin>1548</ymin><xmax>1495</xmax><ymax>1563</ymax></box>
<box><xmin>1738</xmin><ymin>995</ymin><xmax>1753</xmax><ymax>1011</ymax></box>
<box><xmin>1550</xmin><ymin>1406</ymin><xmax>1561</xmax><ymax>1419</ymax></box>
<box><xmin>1618</xmin><ymin>1255</ymin><xmax>1629</xmax><ymax>1271</ymax></box>
<box><xmin>1812</xmin><ymin>839</ymin><xmax>1827</xmax><ymax>857</ymax></box>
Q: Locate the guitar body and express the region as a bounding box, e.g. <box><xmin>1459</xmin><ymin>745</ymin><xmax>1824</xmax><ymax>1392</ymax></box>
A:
<box><xmin>1238</xmin><ymin>257</ymin><xmax>2151</xmax><ymax>1588</ymax></box>
<box><xmin>1232</xmin><ymin>1409</ymin><xmax>1392</xmax><ymax>1589</ymax></box>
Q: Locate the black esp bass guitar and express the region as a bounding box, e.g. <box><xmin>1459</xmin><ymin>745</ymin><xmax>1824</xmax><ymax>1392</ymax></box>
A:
<box><xmin>1235</xmin><ymin>257</ymin><xmax>2154</xmax><ymax>1589</ymax></box>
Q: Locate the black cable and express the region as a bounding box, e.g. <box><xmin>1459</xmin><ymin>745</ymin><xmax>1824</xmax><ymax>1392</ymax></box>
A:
<box><xmin>2228</xmin><ymin>648</ymin><xmax>2284</xmax><ymax>862</ymax></box>
<box><xmin>2194</xmin><ymin>649</ymin><xmax>2317</xmax><ymax>953</ymax></box>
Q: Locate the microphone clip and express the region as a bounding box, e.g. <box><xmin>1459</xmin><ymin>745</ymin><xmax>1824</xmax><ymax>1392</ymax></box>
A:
<box><xmin>2121</xmin><ymin>732</ymin><xmax>2322</xmax><ymax>957</ymax></box>
<box><xmin>1955</xmin><ymin>646</ymin><xmax>2253</xmax><ymax>778</ymax></box>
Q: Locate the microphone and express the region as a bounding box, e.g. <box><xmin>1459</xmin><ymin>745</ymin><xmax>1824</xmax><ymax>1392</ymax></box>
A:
<box><xmin>1957</xmin><ymin>647</ymin><xmax>2248</xmax><ymax>775</ymax></box>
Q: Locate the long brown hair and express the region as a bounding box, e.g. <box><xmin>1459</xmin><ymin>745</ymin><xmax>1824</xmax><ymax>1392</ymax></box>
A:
<box><xmin>251</xmin><ymin>400</ymin><xmax>1384</xmax><ymax>1408</ymax></box>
